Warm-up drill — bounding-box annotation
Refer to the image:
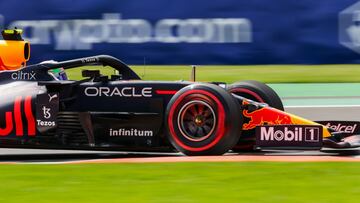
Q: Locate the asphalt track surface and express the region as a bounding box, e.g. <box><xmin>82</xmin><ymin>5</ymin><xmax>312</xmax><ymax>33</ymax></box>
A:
<box><xmin>0</xmin><ymin>147</ymin><xmax>359</xmax><ymax>164</ymax></box>
<box><xmin>1</xmin><ymin>84</ymin><xmax>360</xmax><ymax>163</ymax></box>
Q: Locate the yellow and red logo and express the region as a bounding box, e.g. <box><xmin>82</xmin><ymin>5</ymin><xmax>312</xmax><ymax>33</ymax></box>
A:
<box><xmin>241</xmin><ymin>100</ymin><xmax>331</xmax><ymax>137</ymax></box>
<box><xmin>243</xmin><ymin>107</ymin><xmax>293</xmax><ymax>130</ymax></box>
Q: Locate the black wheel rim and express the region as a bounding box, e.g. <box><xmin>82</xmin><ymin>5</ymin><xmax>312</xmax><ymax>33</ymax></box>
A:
<box><xmin>177</xmin><ymin>100</ymin><xmax>216</xmax><ymax>141</ymax></box>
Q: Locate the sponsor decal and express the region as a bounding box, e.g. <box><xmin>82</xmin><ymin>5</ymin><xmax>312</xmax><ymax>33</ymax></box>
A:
<box><xmin>37</xmin><ymin>119</ymin><xmax>55</xmax><ymax>127</ymax></box>
<box><xmin>109</xmin><ymin>128</ymin><xmax>153</xmax><ymax>137</ymax></box>
<box><xmin>242</xmin><ymin>103</ymin><xmax>293</xmax><ymax>131</ymax></box>
<box><xmin>0</xmin><ymin>96</ymin><xmax>35</xmax><ymax>137</ymax></box>
<box><xmin>36</xmin><ymin>93</ymin><xmax>59</xmax><ymax>132</ymax></box>
<box><xmin>85</xmin><ymin>87</ymin><xmax>152</xmax><ymax>97</ymax></box>
<box><xmin>256</xmin><ymin>125</ymin><xmax>322</xmax><ymax>148</ymax></box>
<box><xmin>317</xmin><ymin>121</ymin><xmax>360</xmax><ymax>135</ymax></box>
<box><xmin>2</xmin><ymin>13</ymin><xmax>252</xmax><ymax>50</ymax></box>
<box><xmin>42</xmin><ymin>106</ymin><xmax>51</xmax><ymax>119</ymax></box>
<box><xmin>11</xmin><ymin>71</ymin><xmax>36</xmax><ymax>80</ymax></box>
<box><xmin>48</xmin><ymin>94</ymin><xmax>58</xmax><ymax>102</ymax></box>
<box><xmin>81</xmin><ymin>57</ymin><xmax>98</xmax><ymax>63</ymax></box>
<box><xmin>325</xmin><ymin>123</ymin><xmax>357</xmax><ymax>133</ymax></box>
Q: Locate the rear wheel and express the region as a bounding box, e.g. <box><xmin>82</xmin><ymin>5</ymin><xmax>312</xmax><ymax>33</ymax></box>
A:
<box><xmin>166</xmin><ymin>84</ymin><xmax>243</xmax><ymax>156</ymax></box>
<box><xmin>227</xmin><ymin>80</ymin><xmax>284</xmax><ymax>151</ymax></box>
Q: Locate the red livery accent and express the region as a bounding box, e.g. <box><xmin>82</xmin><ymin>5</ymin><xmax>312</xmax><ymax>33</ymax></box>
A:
<box><xmin>156</xmin><ymin>90</ymin><xmax>178</xmax><ymax>95</ymax></box>
<box><xmin>0</xmin><ymin>96</ymin><xmax>35</xmax><ymax>137</ymax></box>
<box><xmin>14</xmin><ymin>96</ymin><xmax>23</xmax><ymax>136</ymax></box>
<box><xmin>25</xmin><ymin>96</ymin><xmax>35</xmax><ymax>136</ymax></box>
<box><xmin>0</xmin><ymin>112</ymin><xmax>13</xmax><ymax>136</ymax></box>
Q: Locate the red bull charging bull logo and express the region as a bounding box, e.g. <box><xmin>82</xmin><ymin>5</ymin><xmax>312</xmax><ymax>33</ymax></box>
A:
<box><xmin>241</xmin><ymin>100</ymin><xmax>331</xmax><ymax>138</ymax></box>
<box><xmin>242</xmin><ymin>106</ymin><xmax>294</xmax><ymax>131</ymax></box>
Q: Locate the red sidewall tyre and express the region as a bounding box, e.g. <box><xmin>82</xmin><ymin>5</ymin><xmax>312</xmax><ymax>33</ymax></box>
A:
<box><xmin>166</xmin><ymin>84</ymin><xmax>242</xmax><ymax>156</ymax></box>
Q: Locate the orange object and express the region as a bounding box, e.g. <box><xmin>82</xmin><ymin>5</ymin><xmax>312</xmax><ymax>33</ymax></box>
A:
<box><xmin>0</xmin><ymin>29</ymin><xmax>30</xmax><ymax>71</ymax></box>
<box><xmin>0</xmin><ymin>40</ymin><xmax>30</xmax><ymax>70</ymax></box>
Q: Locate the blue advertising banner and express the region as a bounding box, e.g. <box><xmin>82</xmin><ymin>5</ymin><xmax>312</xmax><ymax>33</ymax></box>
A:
<box><xmin>0</xmin><ymin>0</ymin><xmax>360</xmax><ymax>64</ymax></box>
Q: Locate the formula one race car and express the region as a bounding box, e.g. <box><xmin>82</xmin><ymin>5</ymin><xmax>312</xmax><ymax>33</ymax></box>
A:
<box><xmin>0</xmin><ymin>29</ymin><xmax>359</xmax><ymax>155</ymax></box>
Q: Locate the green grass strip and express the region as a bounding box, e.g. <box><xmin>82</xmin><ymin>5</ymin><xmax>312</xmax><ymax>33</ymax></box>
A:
<box><xmin>0</xmin><ymin>162</ymin><xmax>359</xmax><ymax>203</ymax></box>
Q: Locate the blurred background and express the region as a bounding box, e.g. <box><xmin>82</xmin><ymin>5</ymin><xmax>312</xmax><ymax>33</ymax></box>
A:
<box><xmin>2</xmin><ymin>0</ymin><xmax>360</xmax><ymax>147</ymax></box>
<box><xmin>2</xmin><ymin>0</ymin><xmax>360</xmax><ymax>118</ymax></box>
<box><xmin>1</xmin><ymin>0</ymin><xmax>360</xmax><ymax>65</ymax></box>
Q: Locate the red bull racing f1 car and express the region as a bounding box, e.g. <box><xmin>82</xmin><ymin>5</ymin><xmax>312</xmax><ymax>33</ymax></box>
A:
<box><xmin>0</xmin><ymin>29</ymin><xmax>360</xmax><ymax>156</ymax></box>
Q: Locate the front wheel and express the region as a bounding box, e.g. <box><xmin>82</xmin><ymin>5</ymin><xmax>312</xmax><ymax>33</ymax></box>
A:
<box><xmin>166</xmin><ymin>84</ymin><xmax>243</xmax><ymax>156</ymax></box>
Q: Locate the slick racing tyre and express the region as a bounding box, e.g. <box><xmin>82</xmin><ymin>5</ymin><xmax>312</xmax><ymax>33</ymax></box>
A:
<box><xmin>227</xmin><ymin>80</ymin><xmax>283</xmax><ymax>110</ymax></box>
<box><xmin>227</xmin><ymin>80</ymin><xmax>284</xmax><ymax>151</ymax></box>
<box><xmin>166</xmin><ymin>84</ymin><xmax>243</xmax><ymax>156</ymax></box>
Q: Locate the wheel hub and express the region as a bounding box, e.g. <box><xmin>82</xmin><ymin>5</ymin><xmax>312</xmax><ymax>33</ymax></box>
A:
<box><xmin>194</xmin><ymin>115</ymin><xmax>205</xmax><ymax>126</ymax></box>
<box><xmin>177</xmin><ymin>100</ymin><xmax>216</xmax><ymax>142</ymax></box>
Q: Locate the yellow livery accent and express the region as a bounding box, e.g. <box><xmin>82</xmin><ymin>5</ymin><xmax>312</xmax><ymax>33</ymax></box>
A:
<box><xmin>284</xmin><ymin>111</ymin><xmax>332</xmax><ymax>137</ymax></box>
